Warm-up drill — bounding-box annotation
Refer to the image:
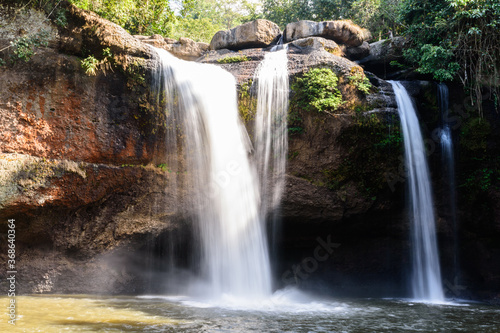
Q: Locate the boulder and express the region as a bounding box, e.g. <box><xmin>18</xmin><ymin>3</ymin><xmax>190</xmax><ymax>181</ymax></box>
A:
<box><xmin>289</xmin><ymin>36</ymin><xmax>343</xmax><ymax>55</ymax></box>
<box><xmin>342</xmin><ymin>41</ymin><xmax>370</xmax><ymax>60</ymax></box>
<box><xmin>210</xmin><ymin>19</ymin><xmax>281</xmax><ymax>50</ymax></box>
<box><xmin>135</xmin><ymin>35</ymin><xmax>209</xmax><ymax>61</ymax></box>
<box><xmin>284</xmin><ymin>20</ymin><xmax>371</xmax><ymax>47</ymax></box>
<box><xmin>61</xmin><ymin>3</ymin><xmax>150</xmax><ymax>60</ymax></box>
<box><xmin>357</xmin><ymin>37</ymin><xmax>406</xmax><ymax>76</ymax></box>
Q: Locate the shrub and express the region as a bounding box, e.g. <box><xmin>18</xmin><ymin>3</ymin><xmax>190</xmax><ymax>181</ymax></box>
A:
<box><xmin>291</xmin><ymin>67</ymin><xmax>344</xmax><ymax>113</ymax></box>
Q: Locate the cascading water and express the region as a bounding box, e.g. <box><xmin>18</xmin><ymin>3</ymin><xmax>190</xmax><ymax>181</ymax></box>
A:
<box><xmin>389</xmin><ymin>81</ymin><xmax>445</xmax><ymax>302</ymax></box>
<box><xmin>254</xmin><ymin>46</ymin><xmax>289</xmax><ymax>223</ymax></box>
<box><xmin>153</xmin><ymin>47</ymin><xmax>271</xmax><ymax>300</ymax></box>
<box><xmin>254</xmin><ymin>45</ymin><xmax>289</xmax><ymax>282</ymax></box>
<box><xmin>438</xmin><ymin>83</ymin><xmax>459</xmax><ymax>285</ymax></box>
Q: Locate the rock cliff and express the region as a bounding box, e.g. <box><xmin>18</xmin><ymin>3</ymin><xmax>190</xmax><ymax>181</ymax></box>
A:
<box><xmin>0</xmin><ymin>3</ymin><xmax>498</xmax><ymax>302</ymax></box>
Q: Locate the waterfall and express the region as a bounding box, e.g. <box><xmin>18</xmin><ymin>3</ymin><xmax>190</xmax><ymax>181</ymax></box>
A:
<box><xmin>254</xmin><ymin>45</ymin><xmax>289</xmax><ymax>283</ymax></box>
<box><xmin>254</xmin><ymin>46</ymin><xmax>289</xmax><ymax>221</ymax></box>
<box><xmin>389</xmin><ymin>81</ymin><xmax>445</xmax><ymax>302</ymax></box>
<box><xmin>438</xmin><ymin>83</ymin><xmax>459</xmax><ymax>285</ymax></box>
<box><xmin>153</xmin><ymin>47</ymin><xmax>272</xmax><ymax>299</ymax></box>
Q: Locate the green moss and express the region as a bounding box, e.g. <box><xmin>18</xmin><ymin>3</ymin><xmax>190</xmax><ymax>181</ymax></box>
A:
<box><xmin>322</xmin><ymin>112</ymin><xmax>403</xmax><ymax>195</ymax></box>
<box><xmin>237</xmin><ymin>79</ymin><xmax>256</xmax><ymax>124</ymax></box>
<box><xmin>217</xmin><ymin>54</ymin><xmax>250</xmax><ymax>64</ymax></box>
<box><xmin>291</xmin><ymin>68</ymin><xmax>344</xmax><ymax>114</ymax></box>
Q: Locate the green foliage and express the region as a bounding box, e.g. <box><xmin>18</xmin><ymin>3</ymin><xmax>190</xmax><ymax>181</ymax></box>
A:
<box><xmin>80</xmin><ymin>47</ymin><xmax>114</xmax><ymax>76</ymax></box>
<box><xmin>54</xmin><ymin>8</ymin><xmax>68</xmax><ymax>27</ymax></box>
<box><xmin>349</xmin><ymin>0</ymin><xmax>403</xmax><ymax>39</ymax></box>
<box><xmin>262</xmin><ymin>0</ymin><xmax>352</xmax><ymax>28</ymax></box>
<box><xmin>404</xmin><ymin>44</ymin><xmax>460</xmax><ymax>82</ymax></box>
<box><xmin>237</xmin><ymin>79</ymin><xmax>256</xmax><ymax>123</ymax></box>
<box><xmin>291</xmin><ymin>68</ymin><xmax>344</xmax><ymax>114</ymax></box>
<box><xmin>10</xmin><ymin>31</ymin><xmax>49</xmax><ymax>62</ymax></box>
<box><xmin>461</xmin><ymin>168</ymin><xmax>495</xmax><ymax>192</ymax></box>
<box><xmin>71</xmin><ymin>0</ymin><xmax>179</xmax><ymax>36</ymax></box>
<box><xmin>217</xmin><ymin>54</ymin><xmax>250</xmax><ymax>63</ymax></box>
<box><xmin>157</xmin><ymin>163</ymin><xmax>171</xmax><ymax>172</ymax></box>
<box><xmin>400</xmin><ymin>0</ymin><xmax>500</xmax><ymax>114</ymax></box>
<box><xmin>81</xmin><ymin>55</ymin><xmax>99</xmax><ymax>76</ymax></box>
<box><xmin>347</xmin><ymin>68</ymin><xmax>372</xmax><ymax>94</ymax></box>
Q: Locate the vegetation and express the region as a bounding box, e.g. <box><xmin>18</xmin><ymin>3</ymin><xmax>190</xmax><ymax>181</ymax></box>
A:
<box><xmin>291</xmin><ymin>68</ymin><xmax>344</xmax><ymax>114</ymax></box>
<box><xmin>400</xmin><ymin>0</ymin><xmax>500</xmax><ymax>115</ymax></box>
<box><xmin>347</xmin><ymin>66</ymin><xmax>372</xmax><ymax>94</ymax></box>
<box><xmin>80</xmin><ymin>47</ymin><xmax>113</xmax><ymax>76</ymax></box>
<box><xmin>7</xmin><ymin>0</ymin><xmax>498</xmax><ymax>118</ymax></box>
<box><xmin>9</xmin><ymin>31</ymin><xmax>50</xmax><ymax>63</ymax></box>
<box><xmin>217</xmin><ymin>54</ymin><xmax>250</xmax><ymax>63</ymax></box>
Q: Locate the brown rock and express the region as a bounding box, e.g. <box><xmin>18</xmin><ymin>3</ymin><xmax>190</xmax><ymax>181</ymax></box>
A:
<box><xmin>342</xmin><ymin>41</ymin><xmax>370</xmax><ymax>60</ymax></box>
<box><xmin>136</xmin><ymin>35</ymin><xmax>209</xmax><ymax>60</ymax></box>
<box><xmin>285</xmin><ymin>20</ymin><xmax>371</xmax><ymax>47</ymax></box>
<box><xmin>210</xmin><ymin>19</ymin><xmax>281</xmax><ymax>50</ymax></box>
<box><xmin>289</xmin><ymin>36</ymin><xmax>343</xmax><ymax>55</ymax></box>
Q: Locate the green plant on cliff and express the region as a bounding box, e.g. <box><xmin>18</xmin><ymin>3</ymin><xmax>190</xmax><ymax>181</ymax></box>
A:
<box><xmin>347</xmin><ymin>66</ymin><xmax>372</xmax><ymax>94</ymax></box>
<box><xmin>80</xmin><ymin>47</ymin><xmax>114</xmax><ymax>76</ymax></box>
<box><xmin>291</xmin><ymin>68</ymin><xmax>344</xmax><ymax>114</ymax></box>
<box><xmin>238</xmin><ymin>79</ymin><xmax>256</xmax><ymax>123</ymax></box>
<box><xmin>10</xmin><ymin>30</ymin><xmax>50</xmax><ymax>62</ymax></box>
<box><xmin>81</xmin><ymin>55</ymin><xmax>99</xmax><ymax>76</ymax></box>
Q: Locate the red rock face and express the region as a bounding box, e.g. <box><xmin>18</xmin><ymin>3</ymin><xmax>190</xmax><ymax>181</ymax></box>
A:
<box><xmin>0</xmin><ymin>50</ymin><xmax>159</xmax><ymax>164</ymax></box>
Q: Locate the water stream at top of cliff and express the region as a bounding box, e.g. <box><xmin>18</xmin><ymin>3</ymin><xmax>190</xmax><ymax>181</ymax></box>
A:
<box><xmin>254</xmin><ymin>45</ymin><xmax>289</xmax><ymax>265</ymax></box>
<box><xmin>389</xmin><ymin>81</ymin><xmax>445</xmax><ymax>302</ymax></box>
<box><xmin>153</xmin><ymin>47</ymin><xmax>271</xmax><ymax>301</ymax></box>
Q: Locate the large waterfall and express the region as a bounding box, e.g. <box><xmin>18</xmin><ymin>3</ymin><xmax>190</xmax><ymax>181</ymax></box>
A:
<box><xmin>389</xmin><ymin>81</ymin><xmax>445</xmax><ymax>302</ymax></box>
<box><xmin>153</xmin><ymin>47</ymin><xmax>272</xmax><ymax>299</ymax></box>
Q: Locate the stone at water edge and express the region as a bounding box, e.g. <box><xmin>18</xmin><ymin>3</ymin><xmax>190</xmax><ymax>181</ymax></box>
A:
<box><xmin>284</xmin><ymin>20</ymin><xmax>371</xmax><ymax>47</ymax></box>
<box><xmin>210</xmin><ymin>19</ymin><xmax>281</xmax><ymax>51</ymax></box>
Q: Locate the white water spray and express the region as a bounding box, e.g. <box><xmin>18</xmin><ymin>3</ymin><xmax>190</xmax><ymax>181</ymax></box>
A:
<box><xmin>153</xmin><ymin>47</ymin><xmax>272</xmax><ymax>299</ymax></box>
<box><xmin>254</xmin><ymin>46</ymin><xmax>289</xmax><ymax>219</ymax></box>
<box><xmin>389</xmin><ymin>81</ymin><xmax>445</xmax><ymax>302</ymax></box>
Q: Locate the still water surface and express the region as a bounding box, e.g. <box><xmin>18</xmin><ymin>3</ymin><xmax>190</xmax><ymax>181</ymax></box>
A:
<box><xmin>1</xmin><ymin>289</ymin><xmax>499</xmax><ymax>332</ymax></box>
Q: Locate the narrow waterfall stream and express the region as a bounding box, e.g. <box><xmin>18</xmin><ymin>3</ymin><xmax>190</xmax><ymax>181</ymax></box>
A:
<box><xmin>254</xmin><ymin>46</ymin><xmax>289</xmax><ymax>264</ymax></box>
<box><xmin>153</xmin><ymin>47</ymin><xmax>271</xmax><ymax>300</ymax></box>
<box><xmin>389</xmin><ymin>81</ymin><xmax>445</xmax><ymax>302</ymax></box>
<box><xmin>438</xmin><ymin>83</ymin><xmax>459</xmax><ymax>284</ymax></box>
